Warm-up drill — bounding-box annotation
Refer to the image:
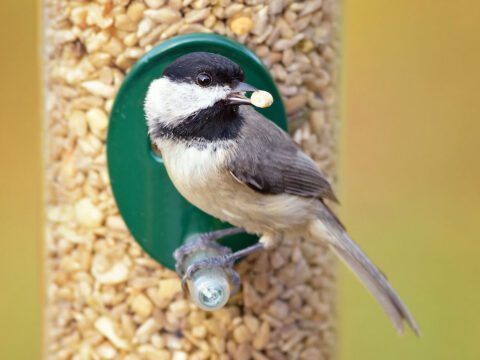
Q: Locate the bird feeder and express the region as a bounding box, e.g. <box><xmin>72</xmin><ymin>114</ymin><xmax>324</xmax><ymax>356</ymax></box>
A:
<box><xmin>107</xmin><ymin>33</ymin><xmax>287</xmax><ymax>310</ymax></box>
<box><xmin>43</xmin><ymin>1</ymin><xmax>340</xmax><ymax>359</ymax></box>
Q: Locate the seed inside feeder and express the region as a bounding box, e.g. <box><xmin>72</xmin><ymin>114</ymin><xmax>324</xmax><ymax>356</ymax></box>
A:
<box><xmin>44</xmin><ymin>0</ymin><xmax>339</xmax><ymax>356</ymax></box>
<box><xmin>251</xmin><ymin>90</ymin><xmax>274</xmax><ymax>108</ymax></box>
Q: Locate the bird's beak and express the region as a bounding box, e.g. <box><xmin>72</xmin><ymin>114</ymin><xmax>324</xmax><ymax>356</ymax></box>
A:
<box><xmin>226</xmin><ymin>81</ymin><xmax>257</xmax><ymax>105</ymax></box>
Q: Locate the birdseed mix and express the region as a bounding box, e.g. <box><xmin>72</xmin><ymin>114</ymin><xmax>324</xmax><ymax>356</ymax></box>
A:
<box><xmin>43</xmin><ymin>0</ymin><xmax>340</xmax><ymax>359</ymax></box>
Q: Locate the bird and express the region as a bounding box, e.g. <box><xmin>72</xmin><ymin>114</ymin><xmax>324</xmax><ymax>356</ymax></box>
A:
<box><xmin>144</xmin><ymin>51</ymin><xmax>420</xmax><ymax>335</ymax></box>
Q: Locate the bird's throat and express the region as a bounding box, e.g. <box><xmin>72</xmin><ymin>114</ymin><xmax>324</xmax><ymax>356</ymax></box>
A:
<box><xmin>150</xmin><ymin>102</ymin><xmax>245</xmax><ymax>147</ymax></box>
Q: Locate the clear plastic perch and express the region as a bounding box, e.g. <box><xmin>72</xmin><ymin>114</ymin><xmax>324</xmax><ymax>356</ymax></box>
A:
<box><xmin>177</xmin><ymin>242</ymin><xmax>232</xmax><ymax>311</ymax></box>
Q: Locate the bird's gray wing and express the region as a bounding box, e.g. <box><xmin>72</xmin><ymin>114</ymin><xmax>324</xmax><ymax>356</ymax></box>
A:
<box><xmin>228</xmin><ymin>107</ymin><xmax>338</xmax><ymax>202</ymax></box>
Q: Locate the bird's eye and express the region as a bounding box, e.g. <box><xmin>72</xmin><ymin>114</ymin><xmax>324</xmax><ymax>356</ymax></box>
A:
<box><xmin>196</xmin><ymin>72</ymin><xmax>212</xmax><ymax>87</ymax></box>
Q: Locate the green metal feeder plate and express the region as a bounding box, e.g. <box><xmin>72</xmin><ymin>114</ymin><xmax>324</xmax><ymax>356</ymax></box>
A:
<box><xmin>107</xmin><ymin>34</ymin><xmax>288</xmax><ymax>270</ymax></box>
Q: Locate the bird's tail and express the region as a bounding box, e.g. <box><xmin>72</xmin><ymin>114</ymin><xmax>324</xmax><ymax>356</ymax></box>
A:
<box><xmin>310</xmin><ymin>201</ymin><xmax>420</xmax><ymax>336</ymax></box>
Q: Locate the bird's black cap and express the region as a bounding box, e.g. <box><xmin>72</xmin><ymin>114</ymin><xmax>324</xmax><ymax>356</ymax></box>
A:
<box><xmin>162</xmin><ymin>52</ymin><xmax>244</xmax><ymax>86</ymax></box>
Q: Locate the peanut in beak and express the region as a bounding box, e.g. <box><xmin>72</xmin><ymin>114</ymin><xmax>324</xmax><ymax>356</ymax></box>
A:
<box><xmin>250</xmin><ymin>90</ymin><xmax>274</xmax><ymax>108</ymax></box>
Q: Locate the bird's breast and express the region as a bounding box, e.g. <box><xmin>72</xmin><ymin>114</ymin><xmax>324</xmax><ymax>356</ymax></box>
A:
<box><xmin>159</xmin><ymin>139</ymin><xmax>233</xmax><ymax>197</ymax></box>
<box><xmin>157</xmin><ymin>139</ymin><xmax>318</xmax><ymax>235</ymax></box>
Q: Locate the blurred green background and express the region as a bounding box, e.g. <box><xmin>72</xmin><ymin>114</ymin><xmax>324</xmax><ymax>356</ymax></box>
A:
<box><xmin>1</xmin><ymin>0</ymin><xmax>480</xmax><ymax>359</ymax></box>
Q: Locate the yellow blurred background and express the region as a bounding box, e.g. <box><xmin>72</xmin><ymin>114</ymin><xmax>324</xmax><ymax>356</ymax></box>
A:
<box><xmin>1</xmin><ymin>0</ymin><xmax>480</xmax><ymax>359</ymax></box>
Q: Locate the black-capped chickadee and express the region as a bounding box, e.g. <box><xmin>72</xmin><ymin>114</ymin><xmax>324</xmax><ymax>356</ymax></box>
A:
<box><xmin>145</xmin><ymin>52</ymin><xmax>419</xmax><ymax>335</ymax></box>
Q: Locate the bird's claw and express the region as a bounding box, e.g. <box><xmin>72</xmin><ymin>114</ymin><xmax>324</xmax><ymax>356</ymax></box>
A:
<box><xmin>174</xmin><ymin>238</ymin><xmax>231</xmax><ymax>277</ymax></box>
<box><xmin>174</xmin><ymin>228</ymin><xmax>244</xmax><ymax>296</ymax></box>
<box><xmin>174</xmin><ymin>227</ymin><xmax>264</xmax><ymax>300</ymax></box>
<box><xmin>180</xmin><ymin>255</ymin><xmax>240</xmax><ymax>296</ymax></box>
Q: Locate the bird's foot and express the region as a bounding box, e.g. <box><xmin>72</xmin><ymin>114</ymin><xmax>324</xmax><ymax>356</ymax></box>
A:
<box><xmin>174</xmin><ymin>228</ymin><xmax>264</xmax><ymax>297</ymax></box>
<box><xmin>180</xmin><ymin>242</ymin><xmax>265</xmax><ymax>295</ymax></box>
<box><xmin>173</xmin><ymin>227</ymin><xmax>244</xmax><ymax>276</ymax></box>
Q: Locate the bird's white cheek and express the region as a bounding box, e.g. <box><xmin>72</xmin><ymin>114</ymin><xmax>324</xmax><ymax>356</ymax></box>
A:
<box><xmin>145</xmin><ymin>77</ymin><xmax>230</xmax><ymax>127</ymax></box>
